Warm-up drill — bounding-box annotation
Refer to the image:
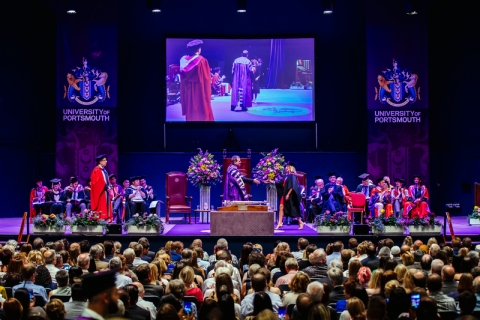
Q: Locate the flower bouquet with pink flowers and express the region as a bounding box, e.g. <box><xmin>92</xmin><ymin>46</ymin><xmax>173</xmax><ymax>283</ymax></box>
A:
<box><xmin>187</xmin><ymin>149</ymin><xmax>222</xmax><ymax>187</ymax></box>
<box><xmin>33</xmin><ymin>213</ymin><xmax>67</xmax><ymax>229</ymax></box>
<box><xmin>70</xmin><ymin>209</ymin><xmax>108</xmax><ymax>231</ymax></box>
<box><xmin>253</xmin><ymin>148</ymin><xmax>286</xmax><ymax>185</ymax></box>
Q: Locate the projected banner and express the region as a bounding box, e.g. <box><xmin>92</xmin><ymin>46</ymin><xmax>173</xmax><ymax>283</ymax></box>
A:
<box><xmin>366</xmin><ymin>1</ymin><xmax>428</xmax><ymax>186</ymax></box>
<box><xmin>56</xmin><ymin>22</ymin><xmax>118</xmax><ymax>184</ymax></box>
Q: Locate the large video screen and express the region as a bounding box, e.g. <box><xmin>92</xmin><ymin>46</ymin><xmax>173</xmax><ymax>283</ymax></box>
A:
<box><xmin>166</xmin><ymin>38</ymin><xmax>315</xmax><ymax>122</ymax></box>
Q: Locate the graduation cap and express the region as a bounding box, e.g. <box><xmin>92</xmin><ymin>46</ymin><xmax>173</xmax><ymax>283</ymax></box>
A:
<box><xmin>187</xmin><ymin>39</ymin><xmax>203</xmax><ymax>48</ymax></box>
<box><xmin>35</xmin><ymin>176</ymin><xmax>43</xmax><ymax>183</ymax></box>
<box><xmin>70</xmin><ymin>176</ymin><xmax>78</xmax><ymax>184</ymax></box>
<box><xmin>327</xmin><ymin>172</ymin><xmax>336</xmax><ymax>178</ymax></box>
<box><xmin>413</xmin><ymin>174</ymin><xmax>423</xmax><ymax>181</ymax></box>
<box><xmin>50</xmin><ymin>178</ymin><xmax>61</xmax><ymax>185</ymax></box>
<box><xmin>394</xmin><ymin>177</ymin><xmax>405</xmax><ymax>184</ymax></box>
<box><xmin>95</xmin><ymin>154</ymin><xmax>107</xmax><ymax>163</ymax></box>
<box><xmin>108</xmin><ymin>174</ymin><xmax>116</xmax><ymax>180</ymax></box>
<box><xmin>130</xmin><ymin>176</ymin><xmax>141</xmax><ymax>183</ymax></box>
<box><xmin>243</xmin><ymin>50</ymin><xmax>249</xmax><ymax>55</ymax></box>
<box><xmin>314</xmin><ymin>175</ymin><xmax>323</xmax><ymax>180</ymax></box>
<box><xmin>376</xmin><ymin>177</ymin><xmax>385</xmax><ymax>183</ymax></box>
<box><xmin>82</xmin><ymin>270</ymin><xmax>116</xmax><ymax>300</ymax></box>
<box><xmin>358</xmin><ymin>173</ymin><xmax>370</xmax><ymax>180</ymax></box>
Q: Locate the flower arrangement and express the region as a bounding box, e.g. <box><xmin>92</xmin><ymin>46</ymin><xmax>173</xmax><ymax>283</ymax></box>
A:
<box><xmin>366</xmin><ymin>215</ymin><xmax>407</xmax><ymax>233</ymax></box>
<box><xmin>69</xmin><ymin>210</ymin><xmax>108</xmax><ymax>231</ymax></box>
<box><xmin>290</xmin><ymin>81</ymin><xmax>304</xmax><ymax>89</ymax></box>
<box><xmin>469</xmin><ymin>206</ymin><xmax>480</xmax><ymax>220</ymax></box>
<box><xmin>406</xmin><ymin>213</ymin><xmax>442</xmax><ymax>227</ymax></box>
<box><xmin>187</xmin><ymin>149</ymin><xmax>222</xmax><ymax>187</ymax></box>
<box><xmin>253</xmin><ymin>148</ymin><xmax>286</xmax><ymax>186</ymax></box>
<box><xmin>315</xmin><ymin>212</ymin><xmax>350</xmax><ymax>230</ymax></box>
<box><xmin>33</xmin><ymin>214</ymin><xmax>67</xmax><ymax>229</ymax></box>
<box><xmin>124</xmin><ymin>213</ymin><xmax>164</xmax><ymax>233</ymax></box>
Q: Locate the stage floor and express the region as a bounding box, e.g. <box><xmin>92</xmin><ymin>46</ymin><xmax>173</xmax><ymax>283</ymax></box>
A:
<box><xmin>0</xmin><ymin>216</ymin><xmax>478</xmax><ymax>238</ymax></box>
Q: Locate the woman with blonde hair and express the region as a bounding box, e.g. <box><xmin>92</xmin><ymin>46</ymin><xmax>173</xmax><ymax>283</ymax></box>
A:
<box><xmin>341</xmin><ymin>297</ymin><xmax>366</xmax><ymax>320</ymax></box>
<box><xmin>191</xmin><ymin>250</ymin><xmax>205</xmax><ymax>279</ymax></box>
<box><xmin>403</xmin><ymin>236</ymin><xmax>413</xmax><ymax>248</ymax></box>
<box><xmin>27</xmin><ymin>250</ymin><xmax>45</xmax><ymax>266</ymax></box>
<box><xmin>384</xmin><ymin>280</ymin><xmax>400</xmax><ymax>298</ymax></box>
<box><xmin>283</xmin><ymin>271</ymin><xmax>310</xmax><ymax>306</ymax></box>
<box><xmin>394</xmin><ymin>264</ymin><xmax>407</xmax><ymax>284</ymax></box>
<box><xmin>44</xmin><ymin>298</ymin><xmax>67</xmax><ymax>320</ymax></box>
<box><xmin>151</xmin><ymin>258</ymin><xmax>169</xmax><ymax>286</ymax></box>
<box><xmin>366</xmin><ymin>269</ymin><xmax>383</xmax><ymax>295</ymax></box>
<box><xmin>179</xmin><ymin>266</ymin><xmax>204</xmax><ymax>309</ymax></box>
<box><xmin>149</xmin><ymin>263</ymin><xmax>161</xmax><ymax>285</ymax></box>
<box><xmin>401</xmin><ymin>251</ymin><xmax>414</xmax><ymax>267</ymax></box>
<box><xmin>117</xmin><ymin>254</ymin><xmax>138</xmax><ymax>282</ymax></box>
<box><xmin>309</xmin><ymin>302</ymin><xmax>331</xmax><ymax>320</ymax></box>
<box><xmin>402</xmin><ymin>269</ymin><xmax>416</xmax><ymax>293</ymax></box>
<box><xmin>267</xmin><ymin>242</ymin><xmax>290</xmax><ymax>268</ymax></box>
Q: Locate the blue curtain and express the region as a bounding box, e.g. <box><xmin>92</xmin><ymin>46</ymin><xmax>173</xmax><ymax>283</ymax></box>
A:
<box><xmin>265</xmin><ymin>39</ymin><xmax>285</xmax><ymax>89</ymax></box>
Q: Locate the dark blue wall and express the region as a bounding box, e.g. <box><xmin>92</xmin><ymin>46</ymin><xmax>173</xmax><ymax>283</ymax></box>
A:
<box><xmin>0</xmin><ymin>0</ymin><xmax>479</xmax><ymax>218</ymax></box>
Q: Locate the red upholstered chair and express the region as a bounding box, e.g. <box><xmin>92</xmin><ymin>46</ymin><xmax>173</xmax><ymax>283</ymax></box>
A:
<box><xmin>295</xmin><ymin>171</ymin><xmax>307</xmax><ymax>220</ymax></box>
<box><xmin>348</xmin><ymin>193</ymin><xmax>366</xmax><ymax>223</ymax></box>
<box><xmin>165</xmin><ymin>171</ymin><xmax>192</xmax><ymax>224</ymax></box>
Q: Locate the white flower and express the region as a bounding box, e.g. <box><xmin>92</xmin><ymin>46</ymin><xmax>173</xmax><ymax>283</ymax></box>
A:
<box><xmin>148</xmin><ymin>214</ymin><xmax>153</xmax><ymax>217</ymax></box>
<box><xmin>133</xmin><ymin>214</ymin><xmax>139</xmax><ymax>217</ymax></box>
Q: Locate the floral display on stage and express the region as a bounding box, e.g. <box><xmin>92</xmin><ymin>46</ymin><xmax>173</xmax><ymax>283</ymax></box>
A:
<box><xmin>406</xmin><ymin>213</ymin><xmax>442</xmax><ymax>227</ymax></box>
<box><xmin>315</xmin><ymin>212</ymin><xmax>350</xmax><ymax>229</ymax></box>
<box><xmin>253</xmin><ymin>148</ymin><xmax>286</xmax><ymax>184</ymax></box>
<box><xmin>366</xmin><ymin>215</ymin><xmax>407</xmax><ymax>233</ymax></box>
<box><xmin>33</xmin><ymin>214</ymin><xmax>67</xmax><ymax>229</ymax></box>
<box><xmin>124</xmin><ymin>213</ymin><xmax>164</xmax><ymax>233</ymax></box>
<box><xmin>187</xmin><ymin>149</ymin><xmax>222</xmax><ymax>187</ymax></box>
<box><xmin>69</xmin><ymin>209</ymin><xmax>108</xmax><ymax>232</ymax></box>
<box><xmin>470</xmin><ymin>206</ymin><xmax>480</xmax><ymax>220</ymax></box>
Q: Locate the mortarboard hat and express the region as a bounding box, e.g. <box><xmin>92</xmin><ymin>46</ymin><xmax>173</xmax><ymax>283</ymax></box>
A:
<box><xmin>187</xmin><ymin>39</ymin><xmax>203</xmax><ymax>48</ymax></box>
<box><xmin>109</xmin><ymin>174</ymin><xmax>116</xmax><ymax>179</ymax></box>
<box><xmin>243</xmin><ymin>50</ymin><xmax>249</xmax><ymax>54</ymax></box>
<box><xmin>50</xmin><ymin>178</ymin><xmax>61</xmax><ymax>185</ymax></box>
<box><xmin>327</xmin><ymin>172</ymin><xmax>336</xmax><ymax>177</ymax></box>
<box><xmin>35</xmin><ymin>176</ymin><xmax>43</xmax><ymax>183</ymax></box>
<box><xmin>394</xmin><ymin>177</ymin><xmax>405</xmax><ymax>184</ymax></box>
<box><xmin>130</xmin><ymin>176</ymin><xmax>141</xmax><ymax>183</ymax></box>
<box><xmin>95</xmin><ymin>154</ymin><xmax>107</xmax><ymax>163</ymax></box>
<box><xmin>70</xmin><ymin>176</ymin><xmax>78</xmax><ymax>184</ymax></box>
<box><xmin>358</xmin><ymin>173</ymin><xmax>370</xmax><ymax>180</ymax></box>
<box><xmin>314</xmin><ymin>176</ymin><xmax>323</xmax><ymax>180</ymax></box>
<box><xmin>82</xmin><ymin>270</ymin><xmax>116</xmax><ymax>299</ymax></box>
<box><xmin>376</xmin><ymin>177</ymin><xmax>385</xmax><ymax>183</ymax></box>
<box><xmin>413</xmin><ymin>174</ymin><xmax>422</xmax><ymax>181</ymax></box>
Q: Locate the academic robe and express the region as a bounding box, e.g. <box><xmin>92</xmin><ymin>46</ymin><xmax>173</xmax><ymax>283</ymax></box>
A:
<box><xmin>29</xmin><ymin>186</ymin><xmax>48</xmax><ymax>216</ymax></box>
<box><xmin>405</xmin><ymin>185</ymin><xmax>430</xmax><ymax>218</ymax></box>
<box><xmin>90</xmin><ymin>166</ymin><xmax>110</xmax><ymax>220</ymax></box>
<box><xmin>321</xmin><ymin>183</ymin><xmax>344</xmax><ymax>212</ymax></box>
<box><xmin>124</xmin><ymin>186</ymin><xmax>147</xmax><ymax>219</ymax></box>
<box><xmin>223</xmin><ymin>164</ymin><xmax>254</xmax><ymax>201</ymax></box>
<box><xmin>275</xmin><ymin>174</ymin><xmax>302</xmax><ymax>218</ymax></box>
<box><xmin>180</xmin><ymin>54</ymin><xmax>214</xmax><ymax>121</ymax></box>
<box><xmin>231</xmin><ymin>56</ymin><xmax>254</xmax><ymax>108</ymax></box>
<box><xmin>44</xmin><ymin>190</ymin><xmax>65</xmax><ymax>215</ymax></box>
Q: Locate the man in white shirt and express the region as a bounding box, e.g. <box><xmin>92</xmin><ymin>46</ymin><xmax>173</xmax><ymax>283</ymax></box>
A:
<box><xmin>241</xmin><ymin>273</ymin><xmax>282</xmax><ymax>319</ymax></box>
<box><xmin>132</xmin><ymin>244</ymin><xmax>148</xmax><ymax>267</ymax></box>
<box><xmin>44</xmin><ymin>249</ymin><xmax>60</xmax><ymax>283</ymax></box>
<box><xmin>109</xmin><ymin>257</ymin><xmax>132</xmax><ymax>288</ymax></box>
<box><xmin>78</xmin><ymin>253</ymin><xmax>91</xmax><ymax>274</ymax></box>
<box><xmin>132</xmin><ymin>282</ymin><xmax>156</xmax><ymax>320</ymax></box>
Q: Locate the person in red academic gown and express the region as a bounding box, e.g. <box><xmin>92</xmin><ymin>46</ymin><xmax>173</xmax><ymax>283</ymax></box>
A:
<box><xmin>180</xmin><ymin>39</ymin><xmax>214</xmax><ymax>122</ymax></box>
<box><xmin>90</xmin><ymin>154</ymin><xmax>112</xmax><ymax>221</ymax></box>
<box><xmin>30</xmin><ymin>176</ymin><xmax>48</xmax><ymax>217</ymax></box>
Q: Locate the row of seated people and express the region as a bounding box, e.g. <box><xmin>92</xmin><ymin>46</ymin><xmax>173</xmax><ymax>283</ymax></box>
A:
<box><xmin>1</xmin><ymin>234</ymin><xmax>479</xmax><ymax>320</ymax></box>
<box><xmin>307</xmin><ymin>172</ymin><xmax>431</xmax><ymax>221</ymax></box>
<box><xmin>29</xmin><ymin>175</ymin><xmax>157</xmax><ymax>223</ymax></box>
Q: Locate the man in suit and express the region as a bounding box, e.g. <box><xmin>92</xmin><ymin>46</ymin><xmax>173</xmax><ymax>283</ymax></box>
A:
<box><xmin>90</xmin><ymin>244</ymin><xmax>109</xmax><ymax>271</ymax></box>
<box><xmin>63</xmin><ymin>283</ymin><xmax>88</xmax><ymax>319</ymax></box>
<box><xmin>77</xmin><ymin>270</ymin><xmax>119</xmax><ymax>320</ymax></box>
<box><xmin>321</xmin><ymin>172</ymin><xmax>344</xmax><ymax>213</ymax></box>
<box><xmin>328</xmin><ymin>267</ymin><xmax>346</xmax><ymax>303</ymax></box>
<box><xmin>123</xmin><ymin>284</ymin><xmax>151</xmax><ymax>319</ymax></box>
<box><xmin>135</xmin><ymin>264</ymin><xmax>164</xmax><ymax>298</ymax></box>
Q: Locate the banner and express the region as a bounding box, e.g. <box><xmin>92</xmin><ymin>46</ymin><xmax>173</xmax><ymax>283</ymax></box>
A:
<box><xmin>56</xmin><ymin>21</ymin><xmax>118</xmax><ymax>184</ymax></box>
<box><xmin>366</xmin><ymin>1</ymin><xmax>428</xmax><ymax>186</ymax></box>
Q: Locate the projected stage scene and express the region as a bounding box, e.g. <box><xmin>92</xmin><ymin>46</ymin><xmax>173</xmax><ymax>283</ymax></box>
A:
<box><xmin>166</xmin><ymin>38</ymin><xmax>315</xmax><ymax>122</ymax></box>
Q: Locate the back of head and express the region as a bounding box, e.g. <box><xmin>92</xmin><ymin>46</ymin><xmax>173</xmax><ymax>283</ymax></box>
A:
<box><xmin>417</xmin><ymin>297</ymin><xmax>438</xmax><ymax>320</ymax></box>
<box><xmin>253</xmin><ymin>291</ymin><xmax>273</xmax><ymax>316</ymax></box>
<box><xmin>71</xmin><ymin>283</ymin><xmax>85</xmax><ymax>301</ymax></box>
<box><xmin>308</xmin><ymin>303</ymin><xmax>330</xmax><ymax>320</ymax></box>
<box><xmin>218</xmin><ymin>292</ymin><xmax>236</xmax><ymax>319</ymax></box>
<box><xmin>256</xmin><ymin>309</ymin><xmax>277</xmax><ymax>320</ymax></box>
<box><xmin>347</xmin><ymin>297</ymin><xmax>367</xmax><ymax>320</ymax></box>
<box><xmin>167</xmin><ymin>279</ymin><xmax>186</xmax><ymax>300</ymax></box>
<box><xmin>327</xmin><ymin>267</ymin><xmax>344</xmax><ymax>286</ymax></box>
<box><xmin>366</xmin><ymin>243</ymin><xmax>376</xmax><ymax>256</ymax></box>
<box><xmin>413</xmin><ymin>270</ymin><xmax>427</xmax><ymax>288</ymax></box>
<box><xmin>296</xmin><ymin>293</ymin><xmax>314</xmax><ymax>317</ymax></box>
<box><xmin>307</xmin><ymin>281</ymin><xmax>324</xmax><ymax>303</ymax></box>
<box><xmin>332</xmin><ymin>241</ymin><xmax>343</xmax><ymax>252</ymax></box>
<box><xmin>124</xmin><ymin>284</ymin><xmax>139</xmax><ymax>304</ymax></box>
<box><xmin>252</xmin><ymin>273</ymin><xmax>267</xmax><ymax>292</ymax></box>
<box><xmin>3</xmin><ymin>298</ymin><xmax>24</xmax><ymax>320</ymax></box>
<box><xmin>13</xmin><ymin>287</ymin><xmax>30</xmax><ymax>319</ymax></box>
<box><xmin>298</xmin><ymin>238</ymin><xmax>309</xmax><ymax>250</ymax></box>
<box><xmin>426</xmin><ymin>273</ymin><xmax>442</xmax><ymax>292</ymax></box>
<box><xmin>45</xmin><ymin>298</ymin><xmax>66</xmax><ymax>320</ymax></box>
<box><xmin>367</xmin><ymin>296</ymin><xmax>387</xmax><ymax>320</ymax></box>
<box><xmin>135</xmin><ymin>263</ymin><xmax>150</xmax><ymax>281</ymax></box>
<box><xmin>20</xmin><ymin>263</ymin><xmax>36</xmax><ymax>281</ymax></box>
<box><xmin>157</xmin><ymin>303</ymin><xmax>182</xmax><ymax>320</ymax></box>
<box><xmin>459</xmin><ymin>291</ymin><xmax>477</xmax><ymax>314</ymax></box>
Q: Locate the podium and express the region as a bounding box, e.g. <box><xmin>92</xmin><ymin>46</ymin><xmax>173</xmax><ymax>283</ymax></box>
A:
<box><xmin>211</xmin><ymin>202</ymin><xmax>274</xmax><ymax>236</ymax></box>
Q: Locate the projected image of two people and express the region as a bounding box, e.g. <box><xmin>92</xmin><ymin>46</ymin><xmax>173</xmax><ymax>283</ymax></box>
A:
<box><xmin>166</xmin><ymin>38</ymin><xmax>314</xmax><ymax>122</ymax></box>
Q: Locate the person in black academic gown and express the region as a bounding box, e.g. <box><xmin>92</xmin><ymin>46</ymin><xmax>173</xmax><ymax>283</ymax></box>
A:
<box><xmin>44</xmin><ymin>178</ymin><xmax>66</xmax><ymax>215</ymax></box>
<box><xmin>269</xmin><ymin>162</ymin><xmax>304</xmax><ymax>230</ymax></box>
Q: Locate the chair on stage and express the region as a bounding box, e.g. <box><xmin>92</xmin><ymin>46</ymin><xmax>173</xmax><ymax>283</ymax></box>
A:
<box><xmin>221</xmin><ymin>157</ymin><xmax>252</xmax><ymax>201</ymax></box>
<box><xmin>296</xmin><ymin>171</ymin><xmax>307</xmax><ymax>220</ymax></box>
<box><xmin>347</xmin><ymin>193</ymin><xmax>366</xmax><ymax>223</ymax></box>
<box><xmin>165</xmin><ymin>171</ymin><xmax>193</xmax><ymax>224</ymax></box>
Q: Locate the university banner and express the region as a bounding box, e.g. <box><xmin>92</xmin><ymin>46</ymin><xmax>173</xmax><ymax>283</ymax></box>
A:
<box><xmin>56</xmin><ymin>19</ymin><xmax>118</xmax><ymax>185</ymax></box>
<box><xmin>366</xmin><ymin>1</ymin><xmax>428</xmax><ymax>187</ymax></box>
